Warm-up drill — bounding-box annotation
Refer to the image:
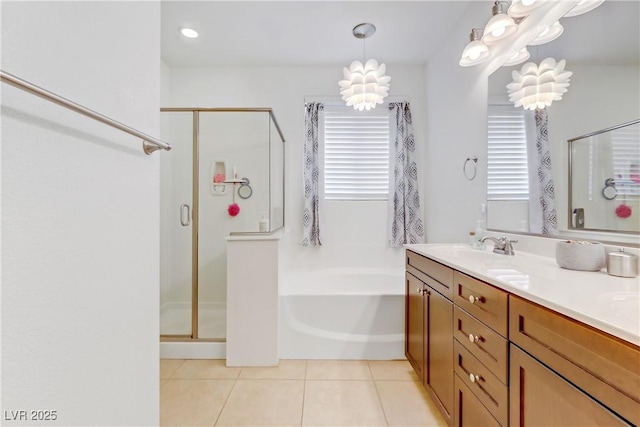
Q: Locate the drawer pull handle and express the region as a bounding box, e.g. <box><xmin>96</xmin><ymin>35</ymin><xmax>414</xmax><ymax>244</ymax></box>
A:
<box><xmin>468</xmin><ymin>334</ymin><xmax>481</xmax><ymax>343</ymax></box>
<box><xmin>469</xmin><ymin>373</ymin><xmax>481</xmax><ymax>383</ymax></box>
<box><xmin>468</xmin><ymin>294</ymin><xmax>482</xmax><ymax>304</ymax></box>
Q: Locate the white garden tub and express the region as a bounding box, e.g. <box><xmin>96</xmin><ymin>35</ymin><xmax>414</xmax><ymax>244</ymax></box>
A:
<box><xmin>279</xmin><ymin>268</ymin><xmax>405</xmax><ymax>360</ymax></box>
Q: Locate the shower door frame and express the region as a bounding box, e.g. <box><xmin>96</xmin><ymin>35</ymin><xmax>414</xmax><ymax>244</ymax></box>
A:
<box><xmin>160</xmin><ymin>107</ymin><xmax>285</xmax><ymax>342</ymax></box>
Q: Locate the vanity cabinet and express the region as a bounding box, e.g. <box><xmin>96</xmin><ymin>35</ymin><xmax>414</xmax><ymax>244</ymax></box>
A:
<box><xmin>405</xmin><ymin>247</ymin><xmax>640</xmax><ymax>427</ymax></box>
<box><xmin>406</xmin><ymin>250</ymin><xmax>454</xmax><ymax>425</ymax></box>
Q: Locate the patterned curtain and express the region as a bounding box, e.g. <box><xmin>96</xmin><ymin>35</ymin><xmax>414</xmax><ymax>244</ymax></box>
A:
<box><xmin>302</xmin><ymin>102</ymin><xmax>323</xmax><ymax>246</ymax></box>
<box><xmin>528</xmin><ymin>108</ymin><xmax>558</xmax><ymax>235</ymax></box>
<box><xmin>388</xmin><ymin>102</ymin><xmax>425</xmax><ymax>248</ymax></box>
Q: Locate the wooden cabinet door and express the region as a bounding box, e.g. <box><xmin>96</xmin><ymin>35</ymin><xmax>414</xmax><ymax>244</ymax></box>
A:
<box><xmin>510</xmin><ymin>344</ymin><xmax>629</xmax><ymax>427</ymax></box>
<box><xmin>425</xmin><ymin>285</ymin><xmax>454</xmax><ymax>423</ymax></box>
<box><xmin>406</xmin><ymin>272</ymin><xmax>424</xmax><ymax>382</ymax></box>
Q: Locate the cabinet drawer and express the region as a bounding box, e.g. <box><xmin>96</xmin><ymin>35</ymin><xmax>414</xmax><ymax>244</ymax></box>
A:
<box><xmin>406</xmin><ymin>250</ymin><xmax>453</xmax><ymax>299</ymax></box>
<box><xmin>453</xmin><ymin>272</ymin><xmax>508</xmax><ymax>337</ymax></box>
<box><xmin>510</xmin><ymin>295</ymin><xmax>640</xmax><ymax>426</ymax></box>
<box><xmin>454</xmin><ymin>340</ymin><xmax>508</xmax><ymax>427</ymax></box>
<box><xmin>454</xmin><ymin>374</ymin><xmax>501</xmax><ymax>427</ymax></box>
<box><xmin>454</xmin><ymin>307</ymin><xmax>508</xmax><ymax>383</ymax></box>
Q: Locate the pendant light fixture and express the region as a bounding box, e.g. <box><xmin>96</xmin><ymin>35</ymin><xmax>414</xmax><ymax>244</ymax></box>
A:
<box><xmin>338</xmin><ymin>23</ymin><xmax>391</xmax><ymax>111</ymax></box>
<box><xmin>459</xmin><ymin>29</ymin><xmax>490</xmax><ymax>67</ymax></box>
<box><xmin>482</xmin><ymin>1</ymin><xmax>518</xmax><ymax>44</ymax></box>
<box><xmin>507</xmin><ymin>57</ymin><xmax>572</xmax><ymax>110</ymax></box>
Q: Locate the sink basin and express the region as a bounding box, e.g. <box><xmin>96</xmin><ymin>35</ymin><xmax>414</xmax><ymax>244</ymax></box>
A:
<box><xmin>427</xmin><ymin>245</ymin><xmax>492</xmax><ymax>257</ymax></box>
<box><xmin>422</xmin><ymin>244</ymin><xmax>534</xmax><ymax>276</ymax></box>
<box><xmin>426</xmin><ymin>245</ymin><xmax>519</xmax><ymax>262</ymax></box>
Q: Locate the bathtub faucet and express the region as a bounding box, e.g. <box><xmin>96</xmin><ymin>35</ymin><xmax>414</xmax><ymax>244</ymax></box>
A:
<box><xmin>480</xmin><ymin>236</ymin><xmax>518</xmax><ymax>256</ymax></box>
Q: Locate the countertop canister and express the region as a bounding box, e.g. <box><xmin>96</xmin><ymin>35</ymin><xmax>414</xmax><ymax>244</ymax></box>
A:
<box><xmin>606</xmin><ymin>249</ymin><xmax>638</xmax><ymax>278</ymax></box>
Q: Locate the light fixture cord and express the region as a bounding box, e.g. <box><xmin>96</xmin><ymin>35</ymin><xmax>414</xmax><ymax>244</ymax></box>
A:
<box><xmin>362</xmin><ymin>38</ymin><xmax>367</xmax><ymax>62</ymax></box>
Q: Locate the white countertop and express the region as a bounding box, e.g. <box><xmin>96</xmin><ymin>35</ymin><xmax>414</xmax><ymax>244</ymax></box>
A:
<box><xmin>405</xmin><ymin>243</ymin><xmax>640</xmax><ymax>346</ymax></box>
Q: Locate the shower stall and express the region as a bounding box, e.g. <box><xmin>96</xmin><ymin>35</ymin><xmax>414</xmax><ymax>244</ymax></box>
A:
<box><xmin>159</xmin><ymin>108</ymin><xmax>285</xmax><ymax>350</ymax></box>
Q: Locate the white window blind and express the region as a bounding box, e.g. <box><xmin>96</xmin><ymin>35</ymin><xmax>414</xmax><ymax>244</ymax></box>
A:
<box><xmin>323</xmin><ymin>106</ymin><xmax>390</xmax><ymax>201</ymax></box>
<box><xmin>487</xmin><ymin>105</ymin><xmax>530</xmax><ymax>201</ymax></box>
<box><xmin>611</xmin><ymin>121</ymin><xmax>640</xmax><ymax>198</ymax></box>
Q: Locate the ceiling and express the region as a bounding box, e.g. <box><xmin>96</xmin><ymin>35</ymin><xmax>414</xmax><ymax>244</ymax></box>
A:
<box><xmin>160</xmin><ymin>1</ymin><xmax>639</xmax><ymax>69</ymax></box>
<box><xmin>160</xmin><ymin>1</ymin><xmax>472</xmax><ymax>67</ymax></box>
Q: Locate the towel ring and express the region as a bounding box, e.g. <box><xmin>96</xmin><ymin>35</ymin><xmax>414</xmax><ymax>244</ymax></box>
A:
<box><xmin>237</xmin><ymin>178</ymin><xmax>253</xmax><ymax>199</ymax></box>
<box><xmin>463</xmin><ymin>156</ymin><xmax>478</xmax><ymax>181</ymax></box>
<box><xmin>602</xmin><ymin>178</ymin><xmax>617</xmax><ymax>200</ymax></box>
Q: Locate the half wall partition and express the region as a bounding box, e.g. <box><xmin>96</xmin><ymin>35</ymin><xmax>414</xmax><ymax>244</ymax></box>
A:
<box><xmin>159</xmin><ymin>108</ymin><xmax>285</xmax><ymax>342</ymax></box>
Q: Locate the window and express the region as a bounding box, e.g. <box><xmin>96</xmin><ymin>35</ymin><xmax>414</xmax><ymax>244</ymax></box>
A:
<box><xmin>323</xmin><ymin>105</ymin><xmax>390</xmax><ymax>200</ymax></box>
<box><xmin>487</xmin><ymin>105</ymin><xmax>530</xmax><ymax>201</ymax></box>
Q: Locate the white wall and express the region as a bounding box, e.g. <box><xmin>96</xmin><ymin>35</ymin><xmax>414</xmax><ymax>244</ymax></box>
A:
<box><xmin>164</xmin><ymin>65</ymin><xmax>428</xmax><ymax>277</ymax></box>
<box><xmin>1</xmin><ymin>2</ymin><xmax>160</xmax><ymax>425</ymax></box>
<box><xmin>424</xmin><ymin>2</ymin><xmax>491</xmax><ymax>243</ymax></box>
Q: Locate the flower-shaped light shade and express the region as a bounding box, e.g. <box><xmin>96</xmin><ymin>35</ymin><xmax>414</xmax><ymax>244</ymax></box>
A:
<box><xmin>503</xmin><ymin>47</ymin><xmax>530</xmax><ymax>66</ymax></box>
<box><xmin>564</xmin><ymin>0</ymin><xmax>605</xmax><ymax>17</ymax></box>
<box><xmin>339</xmin><ymin>59</ymin><xmax>391</xmax><ymax>111</ymax></box>
<box><xmin>482</xmin><ymin>2</ymin><xmax>518</xmax><ymax>44</ymax></box>
<box><xmin>459</xmin><ymin>29</ymin><xmax>490</xmax><ymax>67</ymax></box>
<box><xmin>530</xmin><ymin>21</ymin><xmax>564</xmax><ymax>45</ymax></box>
<box><xmin>508</xmin><ymin>0</ymin><xmax>542</xmax><ymax>18</ymax></box>
<box><xmin>507</xmin><ymin>57</ymin><xmax>572</xmax><ymax>110</ymax></box>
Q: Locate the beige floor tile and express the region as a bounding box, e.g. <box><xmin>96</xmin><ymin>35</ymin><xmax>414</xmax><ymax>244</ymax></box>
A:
<box><xmin>368</xmin><ymin>360</ymin><xmax>419</xmax><ymax>381</ymax></box>
<box><xmin>160</xmin><ymin>359</ymin><xmax>185</xmax><ymax>379</ymax></box>
<box><xmin>239</xmin><ymin>359</ymin><xmax>307</xmax><ymax>380</ymax></box>
<box><xmin>160</xmin><ymin>379</ymin><xmax>235</xmax><ymax>426</ymax></box>
<box><xmin>306</xmin><ymin>360</ymin><xmax>372</xmax><ymax>380</ymax></box>
<box><xmin>302</xmin><ymin>380</ymin><xmax>387</xmax><ymax>426</ymax></box>
<box><xmin>160</xmin><ymin>379</ymin><xmax>168</xmax><ymax>388</ymax></box>
<box><xmin>376</xmin><ymin>380</ymin><xmax>448</xmax><ymax>427</ymax></box>
<box><xmin>173</xmin><ymin>359</ymin><xmax>241</xmax><ymax>380</ymax></box>
<box><xmin>215</xmin><ymin>379</ymin><xmax>305</xmax><ymax>426</ymax></box>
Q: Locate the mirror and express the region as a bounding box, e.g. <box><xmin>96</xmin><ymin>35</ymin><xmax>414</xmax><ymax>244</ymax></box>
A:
<box><xmin>487</xmin><ymin>0</ymin><xmax>640</xmax><ymax>242</ymax></box>
<box><xmin>569</xmin><ymin>120</ymin><xmax>640</xmax><ymax>234</ymax></box>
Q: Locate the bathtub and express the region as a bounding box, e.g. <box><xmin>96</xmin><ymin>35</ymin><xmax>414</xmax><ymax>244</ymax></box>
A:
<box><xmin>279</xmin><ymin>268</ymin><xmax>406</xmax><ymax>360</ymax></box>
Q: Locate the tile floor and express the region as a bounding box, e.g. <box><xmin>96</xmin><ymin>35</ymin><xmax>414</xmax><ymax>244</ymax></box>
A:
<box><xmin>160</xmin><ymin>359</ymin><xmax>447</xmax><ymax>427</ymax></box>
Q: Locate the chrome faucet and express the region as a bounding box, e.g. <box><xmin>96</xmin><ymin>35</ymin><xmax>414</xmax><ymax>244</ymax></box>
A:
<box><xmin>480</xmin><ymin>236</ymin><xmax>518</xmax><ymax>256</ymax></box>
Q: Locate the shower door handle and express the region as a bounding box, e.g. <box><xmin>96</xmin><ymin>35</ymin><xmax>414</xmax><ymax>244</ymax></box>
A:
<box><xmin>180</xmin><ymin>204</ymin><xmax>191</xmax><ymax>226</ymax></box>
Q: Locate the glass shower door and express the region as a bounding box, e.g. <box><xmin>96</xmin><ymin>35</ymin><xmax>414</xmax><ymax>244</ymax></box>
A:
<box><xmin>197</xmin><ymin>111</ymin><xmax>270</xmax><ymax>339</ymax></box>
<box><xmin>160</xmin><ymin>111</ymin><xmax>194</xmax><ymax>337</ymax></box>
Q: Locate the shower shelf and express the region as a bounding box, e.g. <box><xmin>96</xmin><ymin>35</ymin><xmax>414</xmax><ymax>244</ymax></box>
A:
<box><xmin>211</xmin><ymin>160</ymin><xmax>228</xmax><ymax>195</ymax></box>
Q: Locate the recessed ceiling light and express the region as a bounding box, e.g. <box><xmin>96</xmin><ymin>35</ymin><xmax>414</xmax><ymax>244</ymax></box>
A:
<box><xmin>180</xmin><ymin>27</ymin><xmax>198</xmax><ymax>39</ymax></box>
